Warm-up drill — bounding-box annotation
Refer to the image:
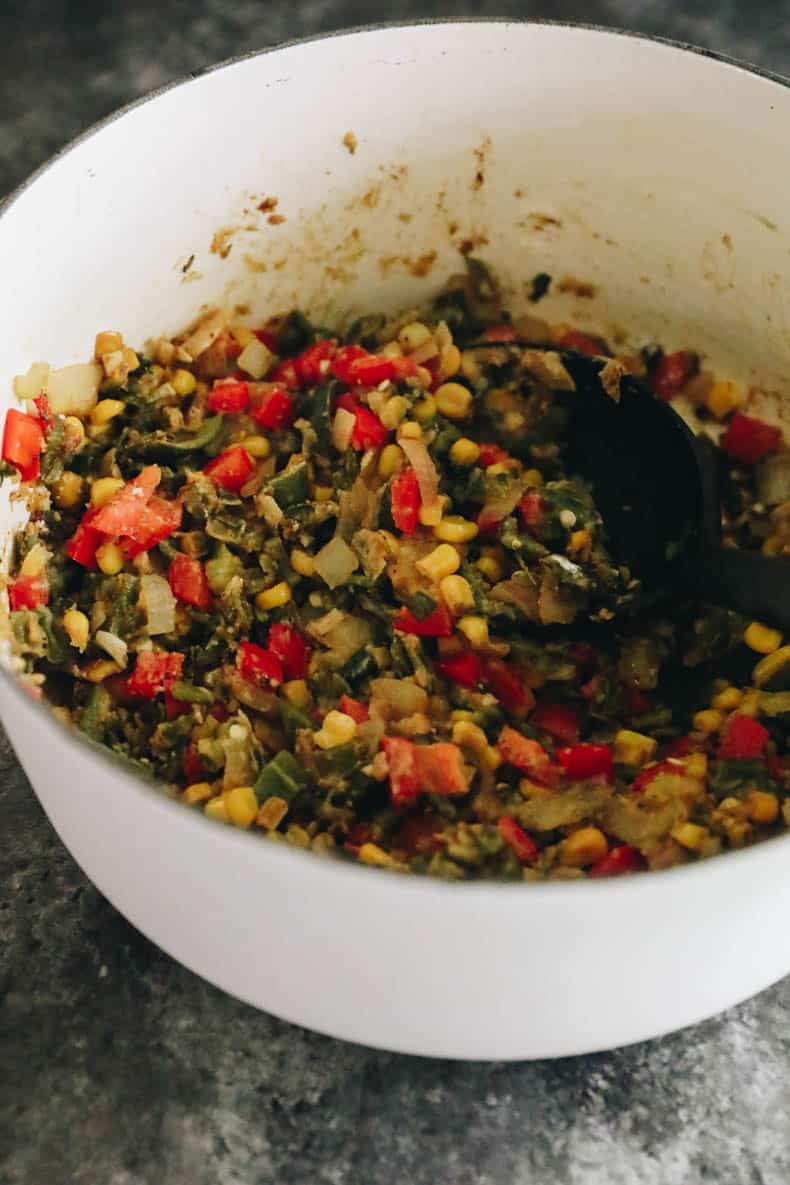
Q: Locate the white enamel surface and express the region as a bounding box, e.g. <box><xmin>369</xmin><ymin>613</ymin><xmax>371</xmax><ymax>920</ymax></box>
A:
<box><xmin>2</xmin><ymin>22</ymin><xmax>790</xmax><ymax>1058</ymax></box>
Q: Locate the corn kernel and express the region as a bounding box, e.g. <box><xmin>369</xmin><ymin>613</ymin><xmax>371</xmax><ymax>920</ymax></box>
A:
<box><xmin>763</xmin><ymin>535</ymin><xmax>783</xmax><ymax>557</ymax></box>
<box><xmin>523</xmin><ymin>468</ymin><xmax>544</xmax><ymax>487</ymax></box>
<box><xmin>89</xmin><ymin>398</ymin><xmax>125</xmax><ymax>428</ymax></box>
<box><xmin>238</xmin><ymin>434</ymin><xmax>271</xmax><ymax>459</ymax></box>
<box><xmin>183</xmin><ymin>782</ymin><xmax>213</xmax><ymax>805</ymax></box>
<box><xmin>745</xmin><ymin>789</ymin><xmax>780</xmax><ymax>824</ymax></box>
<box><xmin>693</xmin><ymin>709</ymin><xmax>723</xmax><ymax>734</ymax></box>
<box><xmin>282</xmin><ymin>679</ymin><xmax>311</xmax><ymax>710</ymax></box>
<box><xmin>439</xmin><ymin>574</ymin><xmax>475</xmax><ymax>616</ymax></box>
<box><xmin>286</xmin><ymin>824</ymin><xmax>311</xmax><ymax>848</ymax></box>
<box><xmin>63</xmin><ymin>608</ymin><xmax>90</xmax><ymax>652</ymax></box>
<box><xmin>231</xmin><ymin>325</ymin><xmax>255</xmax><ymax>348</ymax></box>
<box><xmin>96</xmin><ymin>542</ymin><xmax>124</xmax><ymax>576</ymax></box>
<box><xmin>434</xmin><ymin>382</ymin><xmax>473</xmax><ymax>420</ymax></box>
<box><xmin>398</xmin><ymin>321</ymin><xmax>432</xmax><ymax>352</ymax></box>
<box><xmin>154</xmin><ymin>338</ymin><xmax>176</xmax><ymax>366</ymax></box>
<box><xmin>744</xmin><ymin>622</ymin><xmax>783</xmax><ymax>654</ymax></box>
<box><xmin>480</xmin><ymin>745</ymin><xmax>502</xmax><ymax>772</ymax></box>
<box><xmin>255</xmin><ymin>582</ymin><xmax>292</xmax><ymax>611</ymax></box>
<box><xmin>460</xmin><ymin>351</ymin><xmax>481</xmax><ymax>383</ymax></box>
<box><xmin>569</xmin><ymin>529</ymin><xmax>591</xmax><ymax>554</ymax></box>
<box><xmin>416</xmin><ymin>543</ymin><xmax>461</xmax><ymax>583</ymax></box>
<box><xmin>739</xmin><ymin>688</ymin><xmax>762</xmax><ymax>715</ymax></box>
<box><xmin>290</xmin><ymin>549</ymin><xmax>315</xmax><ymax>578</ymax></box>
<box><xmin>53</xmin><ymin>470</ymin><xmax>84</xmax><ymax>509</ymax></box>
<box><xmin>358</xmin><ymin>842</ymin><xmax>397</xmax><ymax>868</ymax></box>
<box><xmin>315</xmin><ymin>710</ymin><xmax>357</xmax><ymax>750</ymax></box>
<box><xmin>685</xmin><ymin>752</ymin><xmax>708</xmax><ymax>780</ymax></box>
<box><xmin>434</xmin><ymin>516</ymin><xmax>479</xmax><ymax>545</ymax></box>
<box><xmin>452</xmin><ymin>720</ymin><xmax>488</xmax><ymax>755</ymax></box>
<box><xmin>485</xmin><ymin>462</ymin><xmax>511</xmax><ymax>478</ymax></box>
<box><xmin>451</xmin><ymin>709</ymin><xmax>476</xmax><ymax>723</ymax></box>
<box><xmin>62</xmin><ymin>416</ymin><xmax>86</xmax><ymax>452</ymax></box>
<box><xmin>225</xmin><ymin>785</ymin><xmax>259</xmax><ymax>828</ymax></box>
<box><xmin>399</xmin><ymin>420</ymin><xmax>422</xmax><ymax>440</ymax></box>
<box><xmin>752</xmin><ymin>645</ymin><xmax>790</xmax><ymax>687</ymax></box>
<box><xmin>82</xmin><ymin>658</ymin><xmax>121</xmax><ymax>683</ymax></box>
<box><xmin>257</xmin><ymin>796</ymin><xmax>289</xmax><ymax>831</ymax></box>
<box><xmin>476</xmin><ymin>555</ymin><xmax>503</xmax><ymax>583</ymax></box>
<box><xmin>706</xmin><ymin>379</ymin><xmax>743</xmax><ymax>420</ymax></box>
<box><xmin>172</xmin><ymin>368</ymin><xmax>197</xmax><ymax>396</ymax></box>
<box><xmin>612</xmin><ymin>729</ymin><xmax>657</xmax><ymax>767</ymax></box>
<box><xmin>449</xmin><ymin>438</ymin><xmax>480</xmax><ymax>467</ymax></box>
<box><xmin>671</xmin><ymin>822</ymin><xmax>709</xmax><ymax>851</ymax></box>
<box><xmin>379</xmin><ymin>340</ymin><xmax>404</xmax><ymax>359</ymax></box>
<box><xmin>712</xmin><ymin>686</ymin><xmax>742</xmax><ymax>711</ymax></box>
<box><xmin>378</xmin><ymin>443</ymin><xmax>403</xmax><ymax>479</ymax></box>
<box><xmin>438</xmin><ymin>343</ymin><xmax>461</xmax><ymax>380</ymax></box>
<box><xmin>457</xmin><ymin>615</ymin><xmax>489</xmax><ymax>648</ymax></box>
<box><xmin>412</xmin><ymin>396</ymin><xmax>437</xmax><ymax>424</ymax></box>
<box><xmin>380</xmin><ymin>395</ymin><xmax>409</xmax><ymax>429</ymax></box>
<box><xmin>94</xmin><ymin>330</ymin><xmax>123</xmax><ymax>358</ymax></box>
<box><xmin>312</xmin><ymin>485</ymin><xmax>334</xmax><ymax>502</ymax></box>
<box><xmin>90</xmin><ymin>476</ymin><xmax>125</xmax><ymax>507</ymax></box>
<box><xmin>559</xmin><ymin>827</ymin><xmax>608</xmax><ymax>868</ymax></box>
<box><xmin>204</xmin><ymin>796</ymin><xmax>229</xmax><ymax>823</ymax></box>
<box><xmin>417</xmin><ymin>495</ymin><xmax>448</xmax><ymax>528</ymax></box>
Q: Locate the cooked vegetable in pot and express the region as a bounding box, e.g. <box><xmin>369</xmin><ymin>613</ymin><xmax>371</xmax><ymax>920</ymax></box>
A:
<box><xmin>4</xmin><ymin>261</ymin><xmax>790</xmax><ymax>880</ymax></box>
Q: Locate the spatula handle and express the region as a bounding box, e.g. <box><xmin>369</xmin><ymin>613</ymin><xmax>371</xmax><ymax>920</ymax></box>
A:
<box><xmin>685</xmin><ymin>545</ymin><xmax>790</xmax><ymax>631</ymax></box>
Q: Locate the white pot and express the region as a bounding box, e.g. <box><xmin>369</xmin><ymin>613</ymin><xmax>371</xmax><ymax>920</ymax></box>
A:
<box><xmin>2</xmin><ymin>21</ymin><xmax>790</xmax><ymax>1059</ymax></box>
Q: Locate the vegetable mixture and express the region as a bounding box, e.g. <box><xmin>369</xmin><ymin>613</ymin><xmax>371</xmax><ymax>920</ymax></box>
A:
<box><xmin>4</xmin><ymin>260</ymin><xmax>790</xmax><ymax>881</ymax></box>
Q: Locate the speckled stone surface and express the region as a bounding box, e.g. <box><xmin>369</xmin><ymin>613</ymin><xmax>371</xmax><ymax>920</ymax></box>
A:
<box><xmin>3</xmin><ymin>3</ymin><xmax>790</xmax><ymax>1183</ymax></box>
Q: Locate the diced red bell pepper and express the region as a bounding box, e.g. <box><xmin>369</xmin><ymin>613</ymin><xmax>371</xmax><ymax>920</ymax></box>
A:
<box><xmin>484</xmin><ymin>323</ymin><xmax>518</xmax><ymax>342</ymax></box>
<box><xmin>477</xmin><ymin>443</ymin><xmax>510</xmax><ymax>467</ymax></box>
<box><xmin>649</xmin><ymin>350</ymin><xmax>695</xmax><ymax>400</ymax></box>
<box><xmin>589</xmin><ymin>845</ymin><xmax>643</xmax><ymax>878</ymax></box>
<box><xmin>413</xmin><ymin>742</ymin><xmax>469</xmax><ymax>796</ymax></box>
<box><xmin>339</xmin><ymin>695</ymin><xmax>370</xmax><ymax>725</ymax></box>
<box><xmin>165</xmin><ymin>690</ymin><xmax>189</xmax><ymax>720</ymax></box>
<box><xmin>33</xmin><ymin>394</ymin><xmax>54</xmax><ymax>435</ymax></box>
<box><xmin>557</xmin><ymin>743</ymin><xmax>614</xmax><ymax>781</ymax></box>
<box><xmin>496</xmin><ymin>726</ymin><xmax>558</xmax><ymax>786</ymax></box>
<box><xmin>720</xmin><ymin>413</ymin><xmax>782</xmax><ymax>465</ymax></box>
<box><xmin>211</xmin><ymin>701</ymin><xmax>229</xmax><ymax>722</ymax></box>
<box><xmin>331</xmin><ymin>344</ymin><xmax>401</xmax><ymax>388</ymax></box>
<box><xmin>2</xmin><ymin>408</ymin><xmax>45</xmax><ymax>482</ymax></box>
<box><xmin>204</xmin><ymin>445</ymin><xmax>255</xmax><ymax>492</ymax></box>
<box><xmin>267</xmin><ymin>622</ymin><xmax>310</xmax><ymax>681</ymax></box>
<box><xmin>126</xmin><ymin>650</ymin><xmax>184</xmax><ymax>699</ymax></box>
<box><xmin>168</xmin><ymin>553</ymin><xmax>211</xmax><ymax>611</ymax></box>
<box><xmin>389</xmin><ymin>355</ymin><xmax>419</xmax><ymax>381</ymax></box>
<box><xmin>183</xmin><ymin>744</ymin><xmax>207</xmax><ymax>783</ymax></box>
<box><xmin>343</xmin><ymin>821</ymin><xmax>376</xmax><ymax>856</ymax></box>
<box><xmin>666</xmin><ymin>735</ymin><xmax>693</xmax><ymax>758</ymax></box>
<box><xmin>336</xmin><ymin>393</ymin><xmax>390</xmax><ymax>450</ymax></box>
<box><xmin>382</xmin><ymin>736</ymin><xmax>420</xmax><ymax>806</ymax></box>
<box><xmin>556</xmin><ymin>328</ymin><xmax>609</xmax><ymax>357</ymax></box>
<box><xmin>570</xmin><ymin>641</ymin><xmax>597</xmax><ymax>674</ymax></box>
<box><xmin>717</xmin><ymin>714</ymin><xmax>770</xmax><ymax>760</ymax></box>
<box><xmin>531</xmin><ymin>702</ymin><xmax>580</xmax><ymax>745</ymax></box>
<box><xmin>121</xmin><ymin>497</ymin><xmax>182</xmax><ymax>558</ymax></box>
<box><xmin>330</xmin><ymin>345</ymin><xmax>368</xmax><ymax>384</ymax></box>
<box><xmin>436</xmin><ymin>651</ymin><xmax>484</xmax><ymax>688</ymax></box>
<box><xmin>237</xmin><ymin>640</ymin><xmax>284</xmax><ymax>688</ymax></box>
<box><xmin>632</xmin><ymin>758</ymin><xmax>686</xmax><ymax>794</ymax></box>
<box><xmin>518</xmin><ymin>491</ymin><xmax>545</xmax><ymax>530</ymax></box>
<box><xmin>267</xmin><ymin>360</ymin><xmax>300</xmax><ymax>389</ymax></box>
<box><xmin>393</xmin><ymin>604</ymin><xmax>454</xmax><ymax>638</ymax></box>
<box><xmin>208</xmin><ymin>379</ymin><xmax>250</xmax><ymax>414</ymax></box>
<box><xmin>294</xmin><ymin>338</ymin><xmax>337</xmax><ymax>384</ymax></box>
<box><xmin>390</xmin><ymin>467</ymin><xmax>421</xmax><ymax>535</ymax></box>
<box><xmin>497</xmin><ymin>816</ymin><xmax>539</xmax><ymax>864</ymax></box>
<box><xmin>626</xmin><ymin>687</ymin><xmax>652</xmax><ymax>717</ymax></box>
<box><xmin>91</xmin><ymin>465</ymin><xmax>161</xmax><ymax>536</ymax></box>
<box><xmin>391</xmin><ymin>813</ymin><xmax>444</xmax><ymax>855</ymax></box>
<box><xmin>7</xmin><ymin>575</ymin><xmax>49</xmax><ymax>610</ymax></box>
<box><xmin>251</xmin><ymin>387</ymin><xmax>295</xmax><ymax>431</ymax></box>
<box><xmin>484</xmin><ymin>659</ymin><xmax>535</xmax><ymax>716</ymax></box>
<box><xmin>66</xmin><ymin>507</ymin><xmax>103</xmax><ymax>568</ymax></box>
<box><xmin>580</xmin><ymin>675</ymin><xmax>600</xmax><ymax>702</ymax></box>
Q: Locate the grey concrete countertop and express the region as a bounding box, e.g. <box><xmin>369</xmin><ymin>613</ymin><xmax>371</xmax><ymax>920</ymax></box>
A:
<box><xmin>3</xmin><ymin>3</ymin><xmax>790</xmax><ymax>1183</ymax></box>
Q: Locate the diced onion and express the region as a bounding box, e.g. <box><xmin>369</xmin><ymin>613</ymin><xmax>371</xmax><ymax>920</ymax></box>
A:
<box><xmin>314</xmin><ymin>535</ymin><xmax>359</xmax><ymax>589</ymax></box>
<box><xmin>95</xmin><ymin>630</ymin><xmax>128</xmax><ymax>668</ymax></box>
<box><xmin>19</xmin><ymin>542</ymin><xmax>51</xmax><ymax>579</ymax></box>
<box><xmin>307</xmin><ymin>609</ymin><xmax>346</xmax><ymax>640</ymax></box>
<box><xmin>399</xmin><ymin>435</ymin><xmax>440</xmax><ymax>517</ymax></box>
<box><xmin>237</xmin><ymin>338</ymin><xmax>273</xmax><ymax>379</ymax></box>
<box><xmin>13</xmin><ymin>362</ymin><xmax>50</xmax><ymax>403</ymax></box>
<box><xmin>140</xmin><ymin>574</ymin><xmax>176</xmax><ymax>636</ymax></box>
<box><xmin>411</xmin><ymin>338</ymin><xmax>439</xmax><ymax>365</ymax></box>
<box><xmin>46</xmin><ymin>362</ymin><xmax>102</xmax><ymax>415</ymax></box>
<box><xmin>370</xmin><ymin>677</ymin><xmax>428</xmax><ymax>717</ymax></box>
<box><xmin>757</xmin><ymin>453</ymin><xmax>790</xmax><ymax>507</ymax></box>
<box><xmin>180</xmin><ymin>308</ymin><xmax>228</xmax><ymax>361</ymax></box>
<box><xmin>477</xmin><ymin>482</ymin><xmax>524</xmax><ymax>532</ymax></box>
<box><xmin>332</xmin><ymin>407</ymin><xmax>357</xmax><ymax>452</ymax></box>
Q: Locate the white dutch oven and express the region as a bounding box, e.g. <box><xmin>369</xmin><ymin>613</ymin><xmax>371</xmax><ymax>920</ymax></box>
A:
<box><xmin>2</xmin><ymin>22</ymin><xmax>790</xmax><ymax>1059</ymax></box>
